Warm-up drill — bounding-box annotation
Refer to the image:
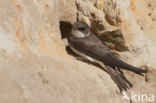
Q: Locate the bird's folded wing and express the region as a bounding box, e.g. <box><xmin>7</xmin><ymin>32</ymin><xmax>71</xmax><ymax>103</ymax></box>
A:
<box><xmin>68</xmin><ymin>34</ymin><xmax>111</xmax><ymax>61</ymax></box>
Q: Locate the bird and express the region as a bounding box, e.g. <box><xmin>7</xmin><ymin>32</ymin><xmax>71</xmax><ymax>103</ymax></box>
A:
<box><xmin>68</xmin><ymin>21</ymin><xmax>147</xmax><ymax>91</ymax></box>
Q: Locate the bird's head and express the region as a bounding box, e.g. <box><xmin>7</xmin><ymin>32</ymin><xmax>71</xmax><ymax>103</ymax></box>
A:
<box><xmin>71</xmin><ymin>21</ymin><xmax>90</xmax><ymax>38</ymax></box>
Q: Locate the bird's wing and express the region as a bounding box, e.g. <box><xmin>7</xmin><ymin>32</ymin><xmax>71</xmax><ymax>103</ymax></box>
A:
<box><xmin>68</xmin><ymin>34</ymin><xmax>123</xmax><ymax>67</ymax></box>
<box><xmin>68</xmin><ymin>34</ymin><xmax>111</xmax><ymax>61</ymax></box>
<box><xmin>68</xmin><ymin>34</ymin><xmax>147</xmax><ymax>74</ymax></box>
<box><xmin>68</xmin><ymin>35</ymin><xmax>133</xmax><ymax>91</ymax></box>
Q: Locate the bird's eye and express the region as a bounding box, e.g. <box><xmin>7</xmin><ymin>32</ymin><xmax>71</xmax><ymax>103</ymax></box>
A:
<box><xmin>79</xmin><ymin>27</ymin><xmax>85</xmax><ymax>31</ymax></box>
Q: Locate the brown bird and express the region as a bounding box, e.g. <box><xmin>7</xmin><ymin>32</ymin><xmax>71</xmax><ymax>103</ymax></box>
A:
<box><xmin>68</xmin><ymin>21</ymin><xmax>147</xmax><ymax>91</ymax></box>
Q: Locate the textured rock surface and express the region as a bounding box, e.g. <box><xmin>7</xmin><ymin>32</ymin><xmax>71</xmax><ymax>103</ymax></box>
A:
<box><xmin>0</xmin><ymin>0</ymin><xmax>156</xmax><ymax>103</ymax></box>
<box><xmin>76</xmin><ymin>0</ymin><xmax>156</xmax><ymax>68</ymax></box>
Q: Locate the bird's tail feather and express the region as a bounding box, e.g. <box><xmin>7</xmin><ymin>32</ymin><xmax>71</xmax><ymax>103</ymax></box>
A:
<box><xmin>106</xmin><ymin>66</ymin><xmax>132</xmax><ymax>91</ymax></box>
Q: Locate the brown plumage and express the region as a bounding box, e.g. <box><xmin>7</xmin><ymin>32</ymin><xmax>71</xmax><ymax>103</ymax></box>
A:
<box><xmin>68</xmin><ymin>21</ymin><xmax>147</xmax><ymax>91</ymax></box>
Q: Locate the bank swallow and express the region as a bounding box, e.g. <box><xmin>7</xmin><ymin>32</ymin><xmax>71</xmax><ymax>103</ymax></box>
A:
<box><xmin>68</xmin><ymin>21</ymin><xmax>147</xmax><ymax>91</ymax></box>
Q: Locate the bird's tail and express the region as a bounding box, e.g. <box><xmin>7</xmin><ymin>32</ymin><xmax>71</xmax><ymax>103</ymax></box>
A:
<box><xmin>105</xmin><ymin>65</ymin><xmax>133</xmax><ymax>91</ymax></box>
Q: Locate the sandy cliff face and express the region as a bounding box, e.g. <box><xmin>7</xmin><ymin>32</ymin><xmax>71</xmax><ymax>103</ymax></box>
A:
<box><xmin>0</xmin><ymin>0</ymin><xmax>156</xmax><ymax>103</ymax></box>
<box><xmin>76</xmin><ymin>0</ymin><xmax>156</xmax><ymax>67</ymax></box>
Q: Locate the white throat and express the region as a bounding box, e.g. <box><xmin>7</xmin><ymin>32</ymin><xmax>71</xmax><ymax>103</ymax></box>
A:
<box><xmin>71</xmin><ymin>30</ymin><xmax>90</xmax><ymax>38</ymax></box>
